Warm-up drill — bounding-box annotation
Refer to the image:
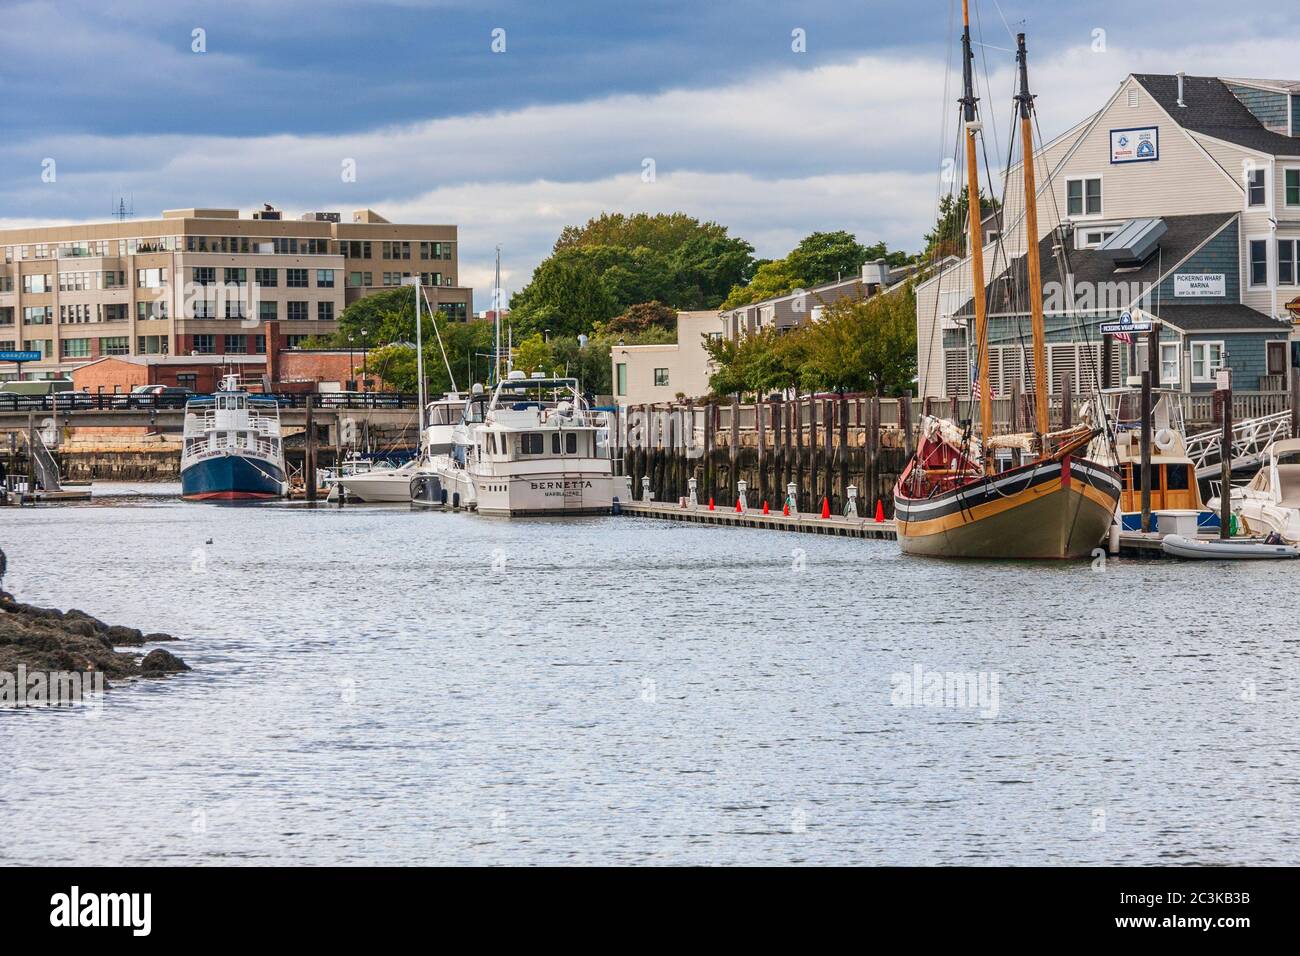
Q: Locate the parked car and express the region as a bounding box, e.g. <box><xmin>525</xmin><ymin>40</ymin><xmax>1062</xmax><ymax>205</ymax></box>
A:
<box><xmin>128</xmin><ymin>385</ymin><xmax>195</xmax><ymax>408</ymax></box>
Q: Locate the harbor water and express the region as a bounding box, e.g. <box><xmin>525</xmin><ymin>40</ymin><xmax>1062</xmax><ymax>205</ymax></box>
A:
<box><xmin>2</xmin><ymin>484</ymin><xmax>1298</xmax><ymax>865</ymax></box>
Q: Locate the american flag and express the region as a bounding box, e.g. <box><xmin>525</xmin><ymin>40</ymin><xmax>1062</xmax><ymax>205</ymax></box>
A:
<box><xmin>1112</xmin><ymin>330</ymin><xmax>1133</xmax><ymax>345</ymax></box>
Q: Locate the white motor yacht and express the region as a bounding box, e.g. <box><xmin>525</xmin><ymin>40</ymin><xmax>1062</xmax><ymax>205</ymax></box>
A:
<box><xmin>467</xmin><ymin>372</ymin><xmax>613</xmax><ymax>517</ymax></box>
<box><xmin>1210</xmin><ymin>438</ymin><xmax>1300</xmax><ymax>542</ymax></box>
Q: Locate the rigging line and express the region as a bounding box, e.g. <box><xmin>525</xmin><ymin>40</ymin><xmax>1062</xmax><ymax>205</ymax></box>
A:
<box><xmin>922</xmin><ymin>114</ymin><xmax>968</xmax><ymax>428</ymax></box>
<box><xmin>972</xmin><ymin>0</ymin><xmax>1004</xmax><ymax>189</ymax></box>
<box><xmin>1030</xmin><ymin>108</ymin><xmax>1118</xmax><ymax>462</ymax></box>
<box><xmin>920</xmin><ymin>0</ymin><xmax>960</xmax><ymax>422</ymax></box>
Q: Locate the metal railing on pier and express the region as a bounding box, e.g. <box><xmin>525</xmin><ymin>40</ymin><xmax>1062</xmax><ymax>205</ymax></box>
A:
<box><xmin>0</xmin><ymin>391</ymin><xmax>421</xmax><ymax>413</ymax></box>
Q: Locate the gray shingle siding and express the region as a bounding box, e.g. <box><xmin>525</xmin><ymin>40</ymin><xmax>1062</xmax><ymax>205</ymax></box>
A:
<box><xmin>1226</xmin><ymin>83</ymin><xmax>1290</xmax><ymax>132</ymax></box>
<box><xmin>1145</xmin><ymin>222</ymin><xmax>1239</xmax><ymax>306</ymax></box>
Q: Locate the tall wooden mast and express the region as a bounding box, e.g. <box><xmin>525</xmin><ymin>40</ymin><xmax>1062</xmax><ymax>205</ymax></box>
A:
<box><xmin>1016</xmin><ymin>32</ymin><xmax>1050</xmax><ymax>439</ymax></box>
<box><xmin>959</xmin><ymin>1</ymin><xmax>993</xmax><ymax>454</ymax></box>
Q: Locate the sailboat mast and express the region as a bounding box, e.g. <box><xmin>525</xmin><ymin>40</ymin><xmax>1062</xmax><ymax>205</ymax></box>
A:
<box><xmin>414</xmin><ymin>279</ymin><xmax>426</xmax><ymax>436</ymax></box>
<box><xmin>1016</xmin><ymin>32</ymin><xmax>1050</xmax><ymax>438</ymax></box>
<box><xmin>493</xmin><ymin>244</ymin><xmax>502</xmax><ymax>386</ymax></box>
<box><xmin>959</xmin><ymin>0</ymin><xmax>993</xmax><ymax>452</ymax></box>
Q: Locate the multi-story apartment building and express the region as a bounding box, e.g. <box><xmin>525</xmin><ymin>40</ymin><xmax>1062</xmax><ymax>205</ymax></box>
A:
<box><xmin>0</xmin><ymin>206</ymin><xmax>472</xmax><ymax>380</ymax></box>
<box><xmin>918</xmin><ymin>73</ymin><xmax>1300</xmax><ymax>401</ymax></box>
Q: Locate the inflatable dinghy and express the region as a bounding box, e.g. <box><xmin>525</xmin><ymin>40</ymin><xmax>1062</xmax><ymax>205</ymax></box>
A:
<box><xmin>1160</xmin><ymin>534</ymin><xmax>1299</xmax><ymax>560</ymax></box>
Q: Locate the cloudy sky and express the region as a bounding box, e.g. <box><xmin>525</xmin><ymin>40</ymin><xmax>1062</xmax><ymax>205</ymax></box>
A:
<box><xmin>2</xmin><ymin>0</ymin><xmax>1298</xmax><ymax>307</ymax></box>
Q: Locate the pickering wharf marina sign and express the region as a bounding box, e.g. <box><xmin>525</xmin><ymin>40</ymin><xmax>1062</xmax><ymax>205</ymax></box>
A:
<box><xmin>1110</xmin><ymin>126</ymin><xmax>1159</xmax><ymax>163</ymax></box>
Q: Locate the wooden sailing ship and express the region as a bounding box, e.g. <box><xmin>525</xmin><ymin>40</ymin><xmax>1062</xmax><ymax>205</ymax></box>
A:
<box><xmin>894</xmin><ymin>9</ymin><xmax>1121</xmax><ymax>559</ymax></box>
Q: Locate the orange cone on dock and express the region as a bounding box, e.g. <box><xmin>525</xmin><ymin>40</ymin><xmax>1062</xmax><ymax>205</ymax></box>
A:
<box><xmin>874</xmin><ymin>499</ymin><xmax>885</xmax><ymax>523</ymax></box>
<box><xmin>708</xmin><ymin>497</ymin><xmax>715</xmax><ymax>511</ymax></box>
<box><xmin>762</xmin><ymin>501</ymin><xmax>769</xmax><ymax>515</ymax></box>
<box><xmin>735</xmin><ymin>499</ymin><xmax>743</xmax><ymax>513</ymax></box>
<box><xmin>782</xmin><ymin>502</ymin><xmax>790</xmax><ymax>516</ymax></box>
<box><xmin>820</xmin><ymin>497</ymin><xmax>830</xmax><ymax>519</ymax></box>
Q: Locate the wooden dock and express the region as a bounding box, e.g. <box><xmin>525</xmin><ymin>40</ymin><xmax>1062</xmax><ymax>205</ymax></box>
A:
<box><xmin>618</xmin><ymin>499</ymin><xmax>898</xmax><ymax>539</ymax></box>
<box><xmin>619</xmin><ymin>500</ymin><xmax>1216</xmax><ymax>558</ymax></box>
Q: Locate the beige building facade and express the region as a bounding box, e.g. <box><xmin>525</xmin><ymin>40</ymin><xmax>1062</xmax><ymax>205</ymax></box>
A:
<box><xmin>917</xmin><ymin>73</ymin><xmax>1300</xmax><ymax>399</ymax></box>
<box><xmin>611</xmin><ymin>310</ymin><xmax>725</xmax><ymax>406</ymax></box>
<box><xmin>0</xmin><ymin>206</ymin><xmax>472</xmax><ymax>380</ymax></box>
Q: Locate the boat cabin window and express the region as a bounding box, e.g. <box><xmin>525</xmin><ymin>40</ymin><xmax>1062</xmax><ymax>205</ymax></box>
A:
<box><xmin>464</xmin><ymin>400</ymin><xmax>487</xmax><ymax>424</ymax></box>
<box><xmin>551</xmin><ymin>433</ymin><xmax>561</xmax><ymax>455</ymax></box>
<box><xmin>1165</xmin><ymin>464</ymin><xmax>1189</xmax><ymax>490</ymax></box>
<box><xmin>566</xmin><ymin>432</ymin><xmax>577</xmax><ymax>455</ymax></box>
<box><xmin>519</xmin><ymin>433</ymin><xmax>544</xmax><ymax>455</ymax></box>
<box><xmin>427</xmin><ymin>405</ymin><xmax>458</xmax><ymax>426</ymax></box>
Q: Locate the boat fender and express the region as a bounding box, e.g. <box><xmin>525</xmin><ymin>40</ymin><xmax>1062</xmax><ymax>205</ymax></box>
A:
<box><xmin>1154</xmin><ymin>428</ymin><xmax>1174</xmax><ymax>451</ymax></box>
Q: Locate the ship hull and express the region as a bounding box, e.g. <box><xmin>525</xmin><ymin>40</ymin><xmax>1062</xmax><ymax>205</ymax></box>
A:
<box><xmin>895</xmin><ymin>457</ymin><xmax>1121</xmax><ymax>559</ymax></box>
<box><xmin>181</xmin><ymin>454</ymin><xmax>287</xmax><ymax>501</ymax></box>
<box><xmin>471</xmin><ymin>471</ymin><xmax>613</xmax><ymax>517</ymax></box>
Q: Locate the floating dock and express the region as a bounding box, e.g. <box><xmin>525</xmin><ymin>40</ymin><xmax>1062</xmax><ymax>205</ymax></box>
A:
<box><xmin>618</xmin><ymin>499</ymin><xmax>897</xmax><ymax>539</ymax></box>
<box><xmin>620</xmin><ymin>499</ymin><xmax>1234</xmax><ymax>557</ymax></box>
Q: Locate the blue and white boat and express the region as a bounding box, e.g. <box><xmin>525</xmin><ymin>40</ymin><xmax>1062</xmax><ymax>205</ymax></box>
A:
<box><xmin>180</xmin><ymin>375</ymin><xmax>288</xmax><ymax>501</ymax></box>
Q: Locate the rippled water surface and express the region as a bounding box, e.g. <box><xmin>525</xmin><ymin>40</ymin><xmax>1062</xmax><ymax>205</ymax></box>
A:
<box><xmin>2</xmin><ymin>485</ymin><xmax>1299</xmax><ymax>865</ymax></box>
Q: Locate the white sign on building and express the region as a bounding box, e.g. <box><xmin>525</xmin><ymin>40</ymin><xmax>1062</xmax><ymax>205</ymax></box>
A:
<box><xmin>1173</xmin><ymin>273</ymin><xmax>1226</xmax><ymax>297</ymax></box>
<box><xmin>1110</xmin><ymin>126</ymin><xmax>1159</xmax><ymax>164</ymax></box>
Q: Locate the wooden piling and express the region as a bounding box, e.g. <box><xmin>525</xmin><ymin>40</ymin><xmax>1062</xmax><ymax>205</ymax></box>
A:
<box><xmin>304</xmin><ymin>396</ymin><xmax>318</xmax><ymax>501</ymax></box>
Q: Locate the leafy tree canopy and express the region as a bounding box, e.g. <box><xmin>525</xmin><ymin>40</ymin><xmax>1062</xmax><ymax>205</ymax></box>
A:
<box><xmin>706</xmin><ymin>284</ymin><xmax>917</xmax><ymax>399</ymax></box>
<box><xmin>923</xmin><ymin>186</ymin><xmax>1001</xmax><ymax>260</ymax></box>
<box><xmin>510</xmin><ymin>212</ymin><xmax>755</xmax><ymax>337</ymax></box>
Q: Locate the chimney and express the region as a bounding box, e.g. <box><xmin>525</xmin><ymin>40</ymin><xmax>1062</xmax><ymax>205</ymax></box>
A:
<box><xmin>1176</xmin><ymin>71</ymin><xmax>1186</xmax><ymax>108</ymax></box>
<box><xmin>861</xmin><ymin>259</ymin><xmax>889</xmax><ymax>288</ymax></box>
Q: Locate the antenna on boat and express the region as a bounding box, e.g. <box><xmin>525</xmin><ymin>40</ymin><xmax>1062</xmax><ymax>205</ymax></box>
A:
<box><xmin>1015</xmin><ymin>32</ymin><xmax>1050</xmax><ymax>443</ymax></box>
<box><xmin>403</xmin><ymin>277</ymin><xmax>427</xmax><ymax>438</ymax></box>
<box><xmin>492</xmin><ymin>245</ymin><xmax>503</xmax><ymax>387</ymax></box>
<box><xmin>960</xmin><ymin>0</ymin><xmax>993</xmax><ymax>459</ymax></box>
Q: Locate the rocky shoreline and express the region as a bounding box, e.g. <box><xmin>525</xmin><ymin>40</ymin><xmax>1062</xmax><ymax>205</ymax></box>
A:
<box><xmin>0</xmin><ymin>589</ymin><xmax>190</xmax><ymax>686</ymax></box>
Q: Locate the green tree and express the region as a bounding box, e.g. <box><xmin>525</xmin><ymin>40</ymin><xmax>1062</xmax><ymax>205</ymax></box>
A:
<box><xmin>513</xmin><ymin>332</ymin><xmax>553</xmax><ymax>374</ymax></box>
<box><xmin>785</xmin><ymin>230</ymin><xmax>869</xmax><ymax>287</ymax></box>
<box><xmin>515</xmin><ymin>212</ymin><xmax>755</xmax><ymax>334</ymax></box>
<box><xmin>601</xmin><ymin>300</ymin><xmax>677</xmax><ymax>336</ymax></box>
<box><xmin>800</xmin><ymin>284</ymin><xmax>917</xmax><ymax>395</ymax></box>
<box><xmin>719</xmin><ymin>258</ymin><xmax>803</xmax><ymax>309</ymax></box>
<box><xmin>508</xmin><ymin>252</ymin><xmax>620</xmax><ymax>338</ymax></box>
<box><xmin>923</xmin><ymin>187</ymin><xmax>1001</xmax><ymax>260</ymax></box>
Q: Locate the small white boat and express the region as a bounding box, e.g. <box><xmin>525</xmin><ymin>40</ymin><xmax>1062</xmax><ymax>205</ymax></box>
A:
<box><xmin>1160</xmin><ymin>534</ymin><xmax>1299</xmax><ymax>560</ymax></box>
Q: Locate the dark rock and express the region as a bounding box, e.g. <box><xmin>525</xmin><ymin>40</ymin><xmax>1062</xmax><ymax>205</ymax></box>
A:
<box><xmin>142</xmin><ymin>632</ymin><xmax>178</xmax><ymax>643</ymax></box>
<box><xmin>140</xmin><ymin>649</ymin><xmax>190</xmax><ymax>676</ymax></box>
<box><xmin>66</xmin><ymin>619</ymin><xmax>99</xmax><ymax>638</ymax></box>
<box><xmin>104</xmin><ymin>625</ymin><xmax>145</xmax><ymax>646</ymax></box>
<box><xmin>0</xmin><ymin>592</ymin><xmax>190</xmax><ymax>684</ymax></box>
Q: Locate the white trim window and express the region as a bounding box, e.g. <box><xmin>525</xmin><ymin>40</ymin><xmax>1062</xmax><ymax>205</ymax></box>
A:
<box><xmin>1246</xmin><ymin>167</ymin><xmax>1268</xmax><ymax>207</ymax></box>
<box><xmin>1160</xmin><ymin>342</ymin><xmax>1181</xmax><ymax>387</ymax></box>
<box><xmin>1285</xmin><ymin>167</ymin><xmax>1300</xmax><ymax>208</ymax></box>
<box><xmin>1249</xmin><ymin>237</ymin><xmax>1271</xmax><ymax>287</ymax></box>
<box><xmin>1066</xmin><ymin>176</ymin><xmax>1102</xmax><ymax>218</ymax></box>
<box><xmin>1278</xmin><ymin>238</ymin><xmax>1298</xmax><ymax>286</ymax></box>
<box><xmin>1077</xmin><ymin>226</ymin><xmax>1118</xmax><ymax>250</ymax></box>
<box><xmin>1190</xmin><ymin>341</ymin><xmax>1225</xmax><ymax>383</ymax></box>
